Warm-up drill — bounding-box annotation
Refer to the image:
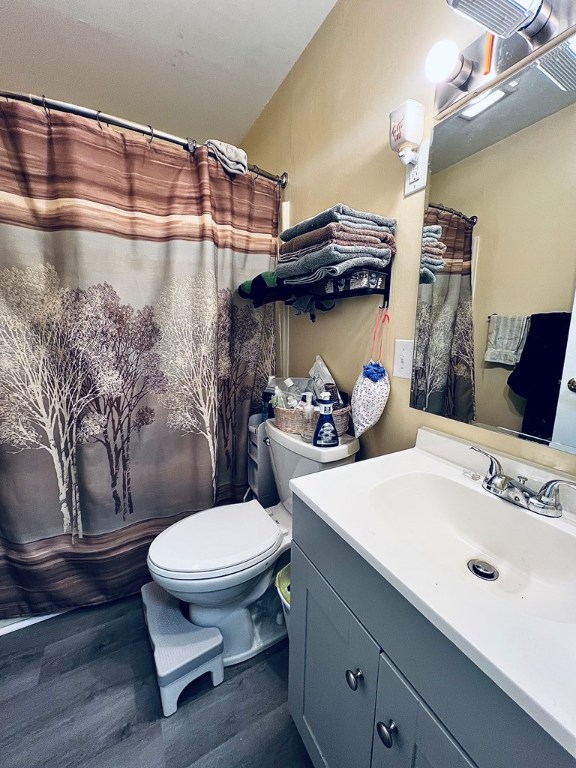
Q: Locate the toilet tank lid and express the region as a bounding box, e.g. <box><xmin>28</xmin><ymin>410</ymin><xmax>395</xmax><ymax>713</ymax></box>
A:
<box><xmin>265</xmin><ymin>419</ymin><xmax>360</xmax><ymax>462</ymax></box>
<box><xmin>147</xmin><ymin>500</ymin><xmax>283</xmax><ymax>575</ymax></box>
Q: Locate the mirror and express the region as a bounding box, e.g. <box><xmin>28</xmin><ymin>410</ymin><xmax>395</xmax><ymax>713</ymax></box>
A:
<box><xmin>411</xmin><ymin>32</ymin><xmax>576</xmax><ymax>454</ymax></box>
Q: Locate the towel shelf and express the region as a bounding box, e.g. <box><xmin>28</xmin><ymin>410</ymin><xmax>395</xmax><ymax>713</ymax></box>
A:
<box><xmin>239</xmin><ymin>263</ymin><xmax>392</xmax><ymax>311</ymax></box>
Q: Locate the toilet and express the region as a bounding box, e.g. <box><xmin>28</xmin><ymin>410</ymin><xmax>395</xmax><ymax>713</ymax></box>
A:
<box><xmin>147</xmin><ymin>418</ymin><xmax>359</xmax><ymax>665</ymax></box>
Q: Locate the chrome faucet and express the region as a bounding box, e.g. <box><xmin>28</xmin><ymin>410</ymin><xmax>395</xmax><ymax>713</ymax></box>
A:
<box><xmin>470</xmin><ymin>446</ymin><xmax>576</xmax><ymax>518</ymax></box>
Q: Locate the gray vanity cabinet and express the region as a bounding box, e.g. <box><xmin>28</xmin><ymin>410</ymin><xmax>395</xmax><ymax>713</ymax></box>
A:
<box><xmin>290</xmin><ymin>543</ymin><xmax>476</xmax><ymax>768</ymax></box>
<box><xmin>289</xmin><ymin>495</ymin><xmax>576</xmax><ymax>768</ymax></box>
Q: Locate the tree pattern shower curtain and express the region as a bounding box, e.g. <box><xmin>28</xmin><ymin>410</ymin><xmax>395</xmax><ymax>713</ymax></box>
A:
<box><xmin>0</xmin><ymin>102</ymin><xmax>278</xmax><ymax>618</ymax></box>
<box><xmin>411</xmin><ymin>204</ymin><xmax>476</xmax><ymax>422</ymax></box>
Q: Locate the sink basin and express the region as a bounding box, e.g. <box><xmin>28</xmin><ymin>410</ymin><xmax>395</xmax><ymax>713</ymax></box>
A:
<box><xmin>368</xmin><ymin>472</ymin><xmax>576</xmax><ymax>623</ymax></box>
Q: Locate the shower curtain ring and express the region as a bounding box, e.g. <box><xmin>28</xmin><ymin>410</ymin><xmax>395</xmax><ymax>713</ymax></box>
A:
<box><xmin>96</xmin><ymin>111</ymin><xmax>103</xmax><ymax>132</ymax></box>
<box><xmin>42</xmin><ymin>95</ymin><xmax>51</xmax><ymax>125</ymax></box>
<box><xmin>147</xmin><ymin>125</ymin><xmax>154</xmax><ymax>145</ymax></box>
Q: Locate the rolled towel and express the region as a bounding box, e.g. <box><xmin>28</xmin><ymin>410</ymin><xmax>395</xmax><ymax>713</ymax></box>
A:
<box><xmin>484</xmin><ymin>315</ymin><xmax>530</xmax><ymax>365</ymax></box>
<box><xmin>280</xmin><ymin>204</ymin><xmax>396</xmax><ymax>241</ymax></box>
<box><xmin>279</xmin><ymin>222</ymin><xmax>395</xmax><ymax>256</ymax></box>
<box><xmin>206</xmin><ymin>139</ymin><xmax>248</xmax><ymax>175</ymax></box>
<box><xmin>276</xmin><ymin>243</ymin><xmax>392</xmax><ymax>280</ymax></box>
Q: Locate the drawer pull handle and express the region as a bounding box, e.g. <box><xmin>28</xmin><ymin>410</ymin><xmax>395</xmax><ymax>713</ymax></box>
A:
<box><xmin>345</xmin><ymin>668</ymin><xmax>363</xmax><ymax>691</ymax></box>
<box><xmin>376</xmin><ymin>719</ymin><xmax>398</xmax><ymax>748</ymax></box>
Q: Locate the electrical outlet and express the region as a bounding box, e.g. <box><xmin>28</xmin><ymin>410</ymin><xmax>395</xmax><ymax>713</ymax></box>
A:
<box><xmin>404</xmin><ymin>138</ymin><xmax>429</xmax><ymax>196</ymax></box>
<box><xmin>393</xmin><ymin>339</ymin><xmax>414</xmax><ymax>378</ymax></box>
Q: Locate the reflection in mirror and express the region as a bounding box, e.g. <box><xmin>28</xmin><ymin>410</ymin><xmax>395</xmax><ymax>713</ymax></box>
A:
<box><xmin>411</xmin><ymin>32</ymin><xmax>576</xmax><ymax>455</ymax></box>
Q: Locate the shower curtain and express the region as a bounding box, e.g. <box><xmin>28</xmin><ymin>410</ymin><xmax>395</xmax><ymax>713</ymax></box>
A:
<box><xmin>0</xmin><ymin>101</ymin><xmax>279</xmax><ymax>618</ymax></box>
<box><xmin>411</xmin><ymin>204</ymin><xmax>476</xmax><ymax>421</ymax></box>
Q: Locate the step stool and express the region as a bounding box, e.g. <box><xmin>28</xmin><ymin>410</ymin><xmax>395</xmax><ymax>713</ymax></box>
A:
<box><xmin>141</xmin><ymin>582</ymin><xmax>224</xmax><ymax>716</ymax></box>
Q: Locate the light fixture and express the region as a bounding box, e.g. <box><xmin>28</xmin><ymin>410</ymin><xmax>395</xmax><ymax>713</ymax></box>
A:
<box><xmin>425</xmin><ymin>40</ymin><xmax>474</xmax><ymax>88</ymax></box>
<box><xmin>537</xmin><ymin>35</ymin><xmax>576</xmax><ymax>90</ymax></box>
<box><xmin>446</xmin><ymin>0</ymin><xmax>552</xmax><ymax>40</ymax></box>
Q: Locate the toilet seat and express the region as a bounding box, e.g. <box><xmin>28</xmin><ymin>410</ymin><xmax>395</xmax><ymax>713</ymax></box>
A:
<box><xmin>147</xmin><ymin>500</ymin><xmax>283</xmax><ymax>580</ymax></box>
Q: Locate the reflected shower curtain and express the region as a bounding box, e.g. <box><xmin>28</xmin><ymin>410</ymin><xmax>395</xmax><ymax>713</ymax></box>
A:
<box><xmin>411</xmin><ymin>204</ymin><xmax>476</xmax><ymax>421</ymax></box>
<box><xmin>0</xmin><ymin>102</ymin><xmax>278</xmax><ymax>617</ymax></box>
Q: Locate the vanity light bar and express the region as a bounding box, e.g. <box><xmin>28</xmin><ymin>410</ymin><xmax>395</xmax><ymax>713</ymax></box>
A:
<box><xmin>537</xmin><ymin>39</ymin><xmax>576</xmax><ymax>90</ymax></box>
<box><xmin>447</xmin><ymin>0</ymin><xmax>543</xmax><ymax>38</ymax></box>
<box><xmin>459</xmin><ymin>88</ymin><xmax>507</xmax><ymax>118</ymax></box>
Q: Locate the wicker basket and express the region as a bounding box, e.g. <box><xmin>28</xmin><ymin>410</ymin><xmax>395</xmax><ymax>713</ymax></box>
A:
<box><xmin>276</xmin><ymin>405</ymin><xmax>351</xmax><ymax>440</ymax></box>
<box><xmin>273</xmin><ymin>407</ymin><xmax>304</xmax><ymax>434</ymax></box>
<box><xmin>333</xmin><ymin>405</ymin><xmax>351</xmax><ymax>436</ymax></box>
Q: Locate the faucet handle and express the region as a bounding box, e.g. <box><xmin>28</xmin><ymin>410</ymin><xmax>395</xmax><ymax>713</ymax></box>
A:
<box><xmin>530</xmin><ymin>479</ymin><xmax>576</xmax><ymax>517</ymax></box>
<box><xmin>470</xmin><ymin>446</ymin><xmax>503</xmax><ymax>480</ymax></box>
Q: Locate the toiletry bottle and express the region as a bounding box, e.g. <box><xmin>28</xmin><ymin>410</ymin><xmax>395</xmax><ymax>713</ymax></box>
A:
<box><xmin>272</xmin><ymin>386</ymin><xmax>287</xmax><ymax>409</ymax></box>
<box><xmin>301</xmin><ymin>392</ymin><xmax>315</xmax><ymax>443</ymax></box>
<box><xmin>312</xmin><ymin>392</ymin><xmax>339</xmax><ymax>447</ymax></box>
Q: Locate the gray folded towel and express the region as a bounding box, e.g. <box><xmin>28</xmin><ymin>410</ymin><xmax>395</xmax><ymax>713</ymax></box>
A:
<box><xmin>422</xmin><ymin>224</ymin><xmax>442</xmax><ymax>238</ymax></box>
<box><xmin>276</xmin><ymin>243</ymin><xmax>392</xmax><ymax>279</ymax></box>
<box><xmin>280</xmin><ymin>204</ymin><xmax>396</xmax><ymax>242</ymax></box>
<box><xmin>484</xmin><ymin>315</ymin><xmax>530</xmax><ymax>365</ymax></box>
<box><xmin>283</xmin><ymin>256</ymin><xmax>389</xmax><ymax>284</ymax></box>
<box><xmin>206</xmin><ymin>139</ymin><xmax>248</xmax><ymax>175</ymax></box>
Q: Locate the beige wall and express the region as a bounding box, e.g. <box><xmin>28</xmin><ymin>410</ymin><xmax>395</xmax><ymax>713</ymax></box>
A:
<box><xmin>243</xmin><ymin>0</ymin><xmax>576</xmax><ymax>475</ymax></box>
<box><xmin>431</xmin><ymin>102</ymin><xmax>576</xmax><ymax>433</ymax></box>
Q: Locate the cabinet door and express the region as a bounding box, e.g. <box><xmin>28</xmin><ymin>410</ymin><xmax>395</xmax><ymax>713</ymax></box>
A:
<box><xmin>289</xmin><ymin>545</ymin><xmax>380</xmax><ymax>768</ymax></box>
<box><xmin>372</xmin><ymin>653</ymin><xmax>476</xmax><ymax>768</ymax></box>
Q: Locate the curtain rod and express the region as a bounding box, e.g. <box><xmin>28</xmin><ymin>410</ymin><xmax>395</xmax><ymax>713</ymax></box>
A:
<box><xmin>0</xmin><ymin>89</ymin><xmax>289</xmax><ymax>189</ymax></box>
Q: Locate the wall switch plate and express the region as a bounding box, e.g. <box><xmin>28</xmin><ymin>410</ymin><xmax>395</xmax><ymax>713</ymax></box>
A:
<box><xmin>404</xmin><ymin>138</ymin><xmax>429</xmax><ymax>196</ymax></box>
<box><xmin>393</xmin><ymin>339</ymin><xmax>414</xmax><ymax>378</ymax></box>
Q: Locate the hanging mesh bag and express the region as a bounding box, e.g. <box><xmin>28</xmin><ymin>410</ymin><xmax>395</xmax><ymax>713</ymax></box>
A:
<box><xmin>351</xmin><ymin>307</ymin><xmax>391</xmax><ymax>438</ymax></box>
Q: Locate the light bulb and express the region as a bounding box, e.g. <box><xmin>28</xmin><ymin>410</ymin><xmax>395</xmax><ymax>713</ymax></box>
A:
<box><xmin>425</xmin><ymin>40</ymin><xmax>462</xmax><ymax>84</ymax></box>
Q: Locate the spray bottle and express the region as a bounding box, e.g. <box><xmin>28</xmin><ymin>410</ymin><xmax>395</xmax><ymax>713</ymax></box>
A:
<box><xmin>312</xmin><ymin>392</ymin><xmax>339</xmax><ymax>447</ymax></box>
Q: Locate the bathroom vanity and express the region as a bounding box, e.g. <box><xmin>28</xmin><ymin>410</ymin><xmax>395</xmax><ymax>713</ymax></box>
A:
<box><xmin>288</xmin><ymin>429</ymin><xmax>576</xmax><ymax>768</ymax></box>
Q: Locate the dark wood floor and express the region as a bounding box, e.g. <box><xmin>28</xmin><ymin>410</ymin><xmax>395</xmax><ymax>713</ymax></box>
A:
<box><xmin>0</xmin><ymin>593</ymin><xmax>313</xmax><ymax>768</ymax></box>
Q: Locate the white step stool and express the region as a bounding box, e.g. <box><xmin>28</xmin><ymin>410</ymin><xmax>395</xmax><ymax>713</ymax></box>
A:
<box><xmin>141</xmin><ymin>582</ymin><xmax>224</xmax><ymax>716</ymax></box>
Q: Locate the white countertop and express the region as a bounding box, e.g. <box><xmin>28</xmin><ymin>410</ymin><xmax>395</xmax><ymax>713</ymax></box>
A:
<box><xmin>290</xmin><ymin>428</ymin><xmax>576</xmax><ymax>758</ymax></box>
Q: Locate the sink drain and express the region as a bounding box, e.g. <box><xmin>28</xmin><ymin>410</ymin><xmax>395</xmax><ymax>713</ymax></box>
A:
<box><xmin>467</xmin><ymin>559</ymin><xmax>499</xmax><ymax>581</ymax></box>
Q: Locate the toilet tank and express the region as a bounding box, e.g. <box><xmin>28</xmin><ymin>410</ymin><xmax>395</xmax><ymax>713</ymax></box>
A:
<box><xmin>265</xmin><ymin>419</ymin><xmax>360</xmax><ymax>513</ymax></box>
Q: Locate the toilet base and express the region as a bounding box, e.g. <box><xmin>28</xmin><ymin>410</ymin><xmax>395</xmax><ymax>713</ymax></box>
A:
<box><xmin>189</xmin><ymin>585</ymin><xmax>287</xmax><ymax>666</ymax></box>
<box><xmin>222</xmin><ymin>588</ymin><xmax>287</xmax><ymax>666</ymax></box>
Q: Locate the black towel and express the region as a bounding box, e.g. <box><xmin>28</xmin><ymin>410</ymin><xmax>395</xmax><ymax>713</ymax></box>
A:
<box><xmin>507</xmin><ymin>312</ymin><xmax>571</xmax><ymax>441</ymax></box>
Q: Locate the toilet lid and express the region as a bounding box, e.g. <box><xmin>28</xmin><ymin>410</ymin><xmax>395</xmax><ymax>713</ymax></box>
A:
<box><xmin>147</xmin><ymin>500</ymin><xmax>283</xmax><ymax>579</ymax></box>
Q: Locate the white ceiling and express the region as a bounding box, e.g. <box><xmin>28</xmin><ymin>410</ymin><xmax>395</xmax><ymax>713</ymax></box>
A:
<box><xmin>0</xmin><ymin>0</ymin><xmax>338</xmax><ymax>143</ymax></box>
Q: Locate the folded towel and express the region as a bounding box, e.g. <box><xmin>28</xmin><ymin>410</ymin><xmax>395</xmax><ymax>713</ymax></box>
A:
<box><xmin>279</xmin><ymin>221</ymin><xmax>395</xmax><ymax>256</ymax></box>
<box><xmin>422</xmin><ymin>224</ymin><xmax>442</xmax><ymax>238</ymax></box>
<box><xmin>206</xmin><ymin>139</ymin><xmax>248</xmax><ymax>175</ymax></box>
<box><xmin>276</xmin><ymin>243</ymin><xmax>392</xmax><ymax>280</ymax></box>
<box><xmin>279</xmin><ymin>236</ymin><xmax>394</xmax><ymax>265</ymax></box>
<box><xmin>484</xmin><ymin>315</ymin><xmax>530</xmax><ymax>365</ymax></box>
<box><xmin>280</xmin><ymin>204</ymin><xmax>396</xmax><ymax>242</ymax></box>
<box><xmin>421</xmin><ymin>242</ymin><xmax>447</xmax><ymax>257</ymax></box>
<box><xmin>283</xmin><ymin>256</ymin><xmax>389</xmax><ymax>284</ymax></box>
<box><xmin>420</xmin><ymin>266</ymin><xmax>438</xmax><ymax>284</ymax></box>
<box><xmin>420</xmin><ymin>255</ymin><xmax>445</xmax><ymax>268</ymax></box>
